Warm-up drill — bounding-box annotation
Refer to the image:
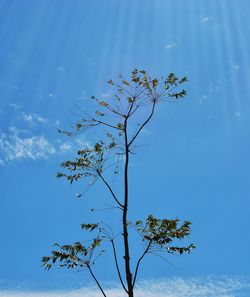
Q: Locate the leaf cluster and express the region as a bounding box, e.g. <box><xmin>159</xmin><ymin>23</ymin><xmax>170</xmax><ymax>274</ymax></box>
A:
<box><xmin>58</xmin><ymin>69</ymin><xmax>188</xmax><ymax>139</ymax></box>
<box><xmin>56</xmin><ymin>70</ymin><xmax>188</xmax><ymax>191</ymax></box>
<box><xmin>56</xmin><ymin>137</ymin><xmax>118</xmax><ymax>184</ymax></box>
<box><xmin>41</xmin><ymin>237</ymin><xmax>104</xmax><ymax>271</ymax></box>
<box><xmin>134</xmin><ymin>215</ymin><xmax>195</xmax><ymax>254</ymax></box>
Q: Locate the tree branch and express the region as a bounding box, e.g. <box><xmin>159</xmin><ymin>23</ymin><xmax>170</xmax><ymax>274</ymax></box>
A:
<box><xmin>92</xmin><ymin>118</ymin><xmax>120</xmax><ymax>130</ymax></box>
<box><xmin>132</xmin><ymin>240</ymin><xmax>152</xmax><ymax>288</ymax></box>
<box><xmin>111</xmin><ymin>239</ymin><xmax>128</xmax><ymax>293</ymax></box>
<box><xmin>128</xmin><ymin>99</ymin><xmax>156</xmax><ymax>148</ymax></box>
<box><xmin>148</xmin><ymin>251</ymin><xmax>179</xmax><ymax>269</ymax></box>
<box><xmin>97</xmin><ymin>170</ymin><xmax>123</xmax><ymax>208</ymax></box>
<box><xmin>87</xmin><ymin>265</ymin><xmax>107</xmax><ymax>297</ymax></box>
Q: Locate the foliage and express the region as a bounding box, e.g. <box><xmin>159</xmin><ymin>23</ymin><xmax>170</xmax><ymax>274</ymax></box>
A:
<box><xmin>42</xmin><ymin>69</ymin><xmax>195</xmax><ymax>297</ymax></box>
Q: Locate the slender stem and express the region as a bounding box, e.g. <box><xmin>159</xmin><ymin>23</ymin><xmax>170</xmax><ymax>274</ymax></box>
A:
<box><xmin>97</xmin><ymin>170</ymin><xmax>123</xmax><ymax>208</ymax></box>
<box><xmin>92</xmin><ymin>118</ymin><xmax>120</xmax><ymax>130</ymax></box>
<box><xmin>128</xmin><ymin>104</ymin><xmax>139</xmax><ymax>117</ymax></box>
<box><xmin>87</xmin><ymin>265</ymin><xmax>107</xmax><ymax>297</ymax></box>
<box><xmin>128</xmin><ymin>100</ymin><xmax>156</xmax><ymax>148</ymax></box>
<box><xmin>132</xmin><ymin>241</ymin><xmax>152</xmax><ymax>288</ymax></box>
<box><xmin>104</xmin><ymin>103</ymin><xmax>124</xmax><ymax>117</ymax></box>
<box><xmin>111</xmin><ymin>239</ymin><xmax>128</xmax><ymax>293</ymax></box>
<box><xmin>116</xmin><ymin>83</ymin><xmax>134</xmax><ymax>98</ymax></box>
<box><xmin>148</xmin><ymin>251</ymin><xmax>179</xmax><ymax>269</ymax></box>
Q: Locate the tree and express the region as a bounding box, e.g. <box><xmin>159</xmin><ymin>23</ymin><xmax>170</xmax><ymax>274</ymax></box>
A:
<box><xmin>42</xmin><ymin>69</ymin><xmax>195</xmax><ymax>297</ymax></box>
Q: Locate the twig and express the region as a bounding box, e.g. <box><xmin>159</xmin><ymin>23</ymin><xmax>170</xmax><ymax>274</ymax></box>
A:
<box><xmin>132</xmin><ymin>240</ymin><xmax>152</xmax><ymax>288</ymax></box>
<box><xmin>111</xmin><ymin>239</ymin><xmax>128</xmax><ymax>293</ymax></box>
<box><xmin>97</xmin><ymin>170</ymin><xmax>123</xmax><ymax>208</ymax></box>
<box><xmin>87</xmin><ymin>265</ymin><xmax>107</xmax><ymax>297</ymax></box>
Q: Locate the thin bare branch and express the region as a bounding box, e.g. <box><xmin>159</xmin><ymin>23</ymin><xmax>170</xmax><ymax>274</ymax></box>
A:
<box><xmin>128</xmin><ymin>224</ymin><xmax>145</xmax><ymax>240</ymax></box>
<box><xmin>92</xmin><ymin>118</ymin><xmax>120</xmax><ymax>130</ymax></box>
<box><xmin>87</xmin><ymin>265</ymin><xmax>107</xmax><ymax>297</ymax></box>
<box><xmin>97</xmin><ymin>170</ymin><xmax>124</xmax><ymax>208</ymax></box>
<box><xmin>116</xmin><ymin>83</ymin><xmax>134</xmax><ymax>98</ymax></box>
<box><xmin>128</xmin><ymin>99</ymin><xmax>156</xmax><ymax>148</ymax></box>
<box><xmin>132</xmin><ymin>240</ymin><xmax>152</xmax><ymax>288</ymax></box>
<box><xmin>111</xmin><ymin>239</ymin><xmax>128</xmax><ymax>293</ymax></box>
<box><xmin>148</xmin><ymin>251</ymin><xmax>180</xmax><ymax>269</ymax></box>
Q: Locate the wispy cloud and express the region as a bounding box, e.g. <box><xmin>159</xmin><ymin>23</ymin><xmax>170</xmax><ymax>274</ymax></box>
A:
<box><xmin>9</xmin><ymin>103</ymin><xmax>21</xmax><ymax>110</ymax></box>
<box><xmin>48</xmin><ymin>93</ymin><xmax>56</xmax><ymax>98</ymax></box>
<box><xmin>55</xmin><ymin>120</ymin><xmax>61</xmax><ymax>126</ymax></box>
<box><xmin>101</xmin><ymin>92</ymin><xmax>112</xmax><ymax>98</ymax></box>
<box><xmin>0</xmin><ymin>277</ymin><xmax>249</xmax><ymax>297</ymax></box>
<box><xmin>0</xmin><ymin>125</ymin><xmax>90</xmax><ymax>165</ymax></box>
<box><xmin>199</xmin><ymin>79</ymin><xmax>223</xmax><ymax>105</ymax></box>
<box><xmin>59</xmin><ymin>142</ymin><xmax>72</xmax><ymax>152</ymax></box>
<box><xmin>165</xmin><ymin>42</ymin><xmax>176</xmax><ymax>50</ymax></box>
<box><xmin>0</xmin><ymin>130</ymin><xmax>55</xmax><ymax>163</ymax></box>
<box><xmin>208</xmin><ymin>80</ymin><xmax>221</xmax><ymax>93</ymax></box>
<box><xmin>57</xmin><ymin>66</ymin><xmax>65</xmax><ymax>72</ymax></box>
<box><xmin>0</xmin><ymin>104</ymin><xmax>92</xmax><ymax>165</ymax></box>
<box><xmin>22</xmin><ymin>112</ymin><xmax>48</xmax><ymax>124</ymax></box>
<box><xmin>201</xmin><ymin>16</ymin><xmax>212</xmax><ymax>23</ymax></box>
<box><xmin>75</xmin><ymin>138</ymin><xmax>91</xmax><ymax>148</ymax></box>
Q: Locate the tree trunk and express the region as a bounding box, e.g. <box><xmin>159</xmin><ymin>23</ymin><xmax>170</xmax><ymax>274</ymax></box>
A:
<box><xmin>123</xmin><ymin>122</ymin><xmax>134</xmax><ymax>297</ymax></box>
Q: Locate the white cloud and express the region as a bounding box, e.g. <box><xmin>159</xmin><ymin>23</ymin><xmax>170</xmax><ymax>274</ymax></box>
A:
<box><xmin>60</xmin><ymin>143</ymin><xmax>72</xmax><ymax>152</ymax></box>
<box><xmin>22</xmin><ymin>112</ymin><xmax>48</xmax><ymax>124</ymax></box>
<box><xmin>36</xmin><ymin>116</ymin><xmax>48</xmax><ymax>124</ymax></box>
<box><xmin>0</xmin><ymin>277</ymin><xmax>249</xmax><ymax>297</ymax></box>
<box><xmin>0</xmin><ymin>131</ymin><xmax>56</xmax><ymax>162</ymax></box>
<box><xmin>101</xmin><ymin>92</ymin><xmax>112</xmax><ymax>98</ymax></box>
<box><xmin>22</xmin><ymin>113</ymin><xmax>33</xmax><ymax>122</ymax></box>
<box><xmin>9</xmin><ymin>103</ymin><xmax>21</xmax><ymax>110</ymax></box>
<box><xmin>57</xmin><ymin>66</ymin><xmax>65</xmax><ymax>72</ymax></box>
<box><xmin>209</xmin><ymin>80</ymin><xmax>221</xmax><ymax>93</ymax></box>
<box><xmin>0</xmin><ymin>121</ymin><xmax>91</xmax><ymax>164</ymax></box>
<box><xmin>8</xmin><ymin>126</ymin><xmax>29</xmax><ymax>135</ymax></box>
<box><xmin>165</xmin><ymin>43</ymin><xmax>176</xmax><ymax>49</ymax></box>
<box><xmin>75</xmin><ymin>138</ymin><xmax>91</xmax><ymax>148</ymax></box>
<box><xmin>78</xmin><ymin>90</ymin><xmax>87</xmax><ymax>100</ymax></box>
<box><xmin>202</xmin><ymin>16</ymin><xmax>211</xmax><ymax>22</ymax></box>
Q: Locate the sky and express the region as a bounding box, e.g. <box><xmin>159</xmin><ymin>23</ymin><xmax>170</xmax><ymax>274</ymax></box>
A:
<box><xmin>0</xmin><ymin>0</ymin><xmax>250</xmax><ymax>296</ymax></box>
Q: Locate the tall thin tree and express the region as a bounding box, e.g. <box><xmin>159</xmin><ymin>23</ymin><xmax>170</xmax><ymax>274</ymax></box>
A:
<box><xmin>42</xmin><ymin>69</ymin><xmax>195</xmax><ymax>297</ymax></box>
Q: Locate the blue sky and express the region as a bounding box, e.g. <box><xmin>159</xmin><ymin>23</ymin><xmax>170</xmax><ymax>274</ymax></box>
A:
<box><xmin>0</xmin><ymin>0</ymin><xmax>250</xmax><ymax>296</ymax></box>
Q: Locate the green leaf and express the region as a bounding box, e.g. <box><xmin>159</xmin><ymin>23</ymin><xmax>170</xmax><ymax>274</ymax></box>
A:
<box><xmin>122</xmin><ymin>79</ymin><xmax>130</xmax><ymax>86</ymax></box>
<box><xmin>80</xmin><ymin>223</ymin><xmax>99</xmax><ymax>231</ymax></box>
<box><xmin>117</xmin><ymin>123</ymin><xmax>124</xmax><ymax>130</ymax></box>
<box><xmin>96</xmin><ymin>110</ymin><xmax>105</xmax><ymax>116</ymax></box>
<box><xmin>107</xmin><ymin>79</ymin><xmax>114</xmax><ymax>85</ymax></box>
<box><xmin>99</xmin><ymin>101</ymin><xmax>108</xmax><ymax>107</ymax></box>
